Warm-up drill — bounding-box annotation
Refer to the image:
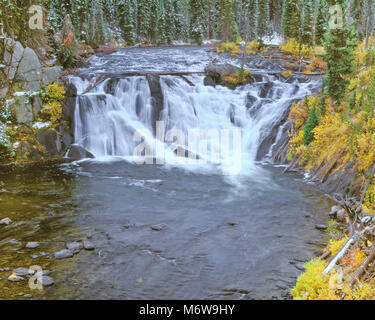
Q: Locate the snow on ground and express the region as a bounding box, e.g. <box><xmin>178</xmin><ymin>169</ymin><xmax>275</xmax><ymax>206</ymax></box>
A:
<box><xmin>262</xmin><ymin>34</ymin><xmax>283</xmax><ymax>46</ymax></box>
<box><xmin>202</xmin><ymin>39</ymin><xmax>222</xmax><ymax>45</ymax></box>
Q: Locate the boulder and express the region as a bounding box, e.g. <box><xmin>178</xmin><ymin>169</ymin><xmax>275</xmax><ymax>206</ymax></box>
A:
<box><xmin>315</xmin><ymin>224</ymin><xmax>328</xmax><ymax>231</ymax></box>
<box><xmin>0</xmin><ymin>218</ymin><xmax>12</xmax><ymax>225</ymax></box>
<box><xmin>38</xmin><ymin>275</ymin><xmax>54</xmax><ymax>287</ymax></box>
<box><xmin>54</xmin><ymin>249</ymin><xmax>73</xmax><ymax>259</ymax></box>
<box><xmin>336</xmin><ymin>209</ymin><xmax>346</xmax><ymax>222</ymax></box>
<box><xmin>329</xmin><ymin>205</ymin><xmax>341</xmax><ymax>218</ymax></box>
<box><xmin>25</xmin><ymin>242</ymin><xmax>39</xmax><ymax>249</ymax></box>
<box><xmin>15</xmin><ymin>47</ymin><xmax>42</xmax><ymax>91</ymax></box>
<box><xmin>205</xmin><ymin>63</ymin><xmax>240</xmax><ymax>78</ymax></box>
<box><xmin>32</xmin><ymin>97</ymin><xmax>43</xmax><ymax>119</ymax></box>
<box><xmin>0</xmin><ymin>85</ymin><xmax>8</xmax><ymax>99</ymax></box>
<box><xmin>65</xmin><ymin>83</ymin><xmax>78</xmax><ymax>97</ymax></box>
<box><xmin>3</xmin><ymin>39</ymin><xmax>24</xmax><ymax>81</ymax></box>
<box><xmin>7</xmin><ymin>95</ymin><xmax>33</xmax><ymax>124</ymax></box>
<box><xmin>66</xmin><ymin>241</ymin><xmax>83</xmax><ymax>254</ymax></box>
<box><xmin>36</xmin><ymin>128</ymin><xmax>62</xmax><ymax>157</ymax></box>
<box><xmin>83</xmin><ymin>240</ymin><xmax>95</xmax><ymax>250</ymax></box>
<box><xmin>203</xmin><ymin>76</ymin><xmax>216</xmax><ymax>87</ymax></box>
<box><xmin>42</xmin><ymin>66</ymin><xmax>63</xmax><ymax>84</ymax></box>
<box><xmin>66</xmin><ymin>144</ymin><xmax>95</xmax><ymax>160</ymax></box>
<box><xmin>13</xmin><ymin>267</ymin><xmax>34</xmax><ymax>276</ymax></box>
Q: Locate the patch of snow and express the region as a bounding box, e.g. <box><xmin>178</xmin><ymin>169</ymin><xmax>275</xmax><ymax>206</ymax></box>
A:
<box><xmin>172</xmin><ymin>40</ymin><xmax>191</xmax><ymax>46</ymax></box>
<box><xmin>262</xmin><ymin>34</ymin><xmax>283</xmax><ymax>46</ymax></box>
<box><xmin>33</xmin><ymin>122</ymin><xmax>50</xmax><ymax>129</ymax></box>
<box><xmin>202</xmin><ymin>39</ymin><xmax>222</xmax><ymax>45</ymax></box>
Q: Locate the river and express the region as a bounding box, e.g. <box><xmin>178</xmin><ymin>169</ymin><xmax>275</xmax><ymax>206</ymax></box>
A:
<box><xmin>0</xmin><ymin>46</ymin><xmax>333</xmax><ymax>300</ymax></box>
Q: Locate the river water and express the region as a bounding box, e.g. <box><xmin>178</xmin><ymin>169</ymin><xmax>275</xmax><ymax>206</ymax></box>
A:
<box><xmin>0</xmin><ymin>46</ymin><xmax>333</xmax><ymax>300</ymax></box>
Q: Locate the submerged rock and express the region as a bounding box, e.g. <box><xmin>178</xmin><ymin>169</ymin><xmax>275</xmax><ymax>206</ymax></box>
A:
<box><xmin>151</xmin><ymin>224</ymin><xmax>167</xmax><ymax>231</ymax></box>
<box><xmin>329</xmin><ymin>205</ymin><xmax>341</xmax><ymax>218</ymax></box>
<box><xmin>315</xmin><ymin>224</ymin><xmax>328</xmax><ymax>231</ymax></box>
<box><xmin>66</xmin><ymin>241</ymin><xmax>83</xmax><ymax>254</ymax></box>
<box><xmin>54</xmin><ymin>249</ymin><xmax>73</xmax><ymax>259</ymax></box>
<box><xmin>66</xmin><ymin>145</ymin><xmax>95</xmax><ymax>161</ymax></box>
<box><xmin>13</xmin><ymin>267</ymin><xmax>34</xmax><ymax>276</ymax></box>
<box><xmin>38</xmin><ymin>275</ymin><xmax>54</xmax><ymax>287</ymax></box>
<box><xmin>25</xmin><ymin>242</ymin><xmax>39</xmax><ymax>249</ymax></box>
<box><xmin>336</xmin><ymin>209</ymin><xmax>346</xmax><ymax>222</ymax></box>
<box><xmin>8</xmin><ymin>274</ymin><xmax>24</xmax><ymax>282</ymax></box>
<box><xmin>0</xmin><ymin>218</ymin><xmax>12</xmax><ymax>225</ymax></box>
<box><xmin>83</xmin><ymin>240</ymin><xmax>95</xmax><ymax>251</ymax></box>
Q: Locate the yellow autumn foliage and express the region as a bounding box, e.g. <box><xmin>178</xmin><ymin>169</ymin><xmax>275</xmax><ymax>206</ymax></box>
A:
<box><xmin>40</xmin><ymin>83</ymin><xmax>66</xmax><ymax>126</ymax></box>
<box><xmin>292</xmin><ymin>258</ymin><xmax>375</xmax><ymax>300</ymax></box>
<box><xmin>325</xmin><ymin>236</ymin><xmax>349</xmax><ymax>256</ymax></box>
<box><xmin>280</xmin><ymin>38</ymin><xmax>313</xmax><ymax>59</ymax></box>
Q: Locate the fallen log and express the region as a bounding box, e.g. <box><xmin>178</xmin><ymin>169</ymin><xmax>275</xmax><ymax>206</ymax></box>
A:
<box><xmin>360</xmin><ymin>163</ymin><xmax>375</xmax><ymax>206</ymax></box>
<box><xmin>322</xmin><ymin>225</ymin><xmax>375</xmax><ymax>277</ymax></box>
<box><xmin>350</xmin><ymin>244</ymin><xmax>375</xmax><ymax>288</ymax></box>
<box><xmin>81</xmin><ymin>75</ymin><xmax>106</xmax><ymax>95</ymax></box>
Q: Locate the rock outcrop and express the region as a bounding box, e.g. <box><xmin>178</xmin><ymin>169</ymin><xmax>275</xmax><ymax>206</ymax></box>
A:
<box><xmin>66</xmin><ymin>145</ymin><xmax>95</xmax><ymax>161</ymax></box>
<box><xmin>0</xmin><ymin>37</ymin><xmax>68</xmax><ymax>163</ymax></box>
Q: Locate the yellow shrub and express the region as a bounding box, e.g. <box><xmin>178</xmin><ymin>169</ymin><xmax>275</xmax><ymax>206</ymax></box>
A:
<box><xmin>246</xmin><ymin>41</ymin><xmax>259</xmax><ymax>54</ymax></box>
<box><xmin>280</xmin><ymin>38</ymin><xmax>313</xmax><ymax>58</ymax></box>
<box><xmin>41</xmin><ymin>83</ymin><xmax>66</xmax><ymax>104</ymax></box>
<box><xmin>342</xmin><ymin>283</ymin><xmax>375</xmax><ymax>300</ymax></box>
<box><xmin>217</xmin><ymin>42</ymin><xmax>241</xmax><ymax>55</ymax></box>
<box><xmin>291</xmin><ymin>258</ymin><xmax>330</xmax><ymax>300</ymax></box>
<box><xmin>291</xmin><ymin>257</ymin><xmax>375</xmax><ymax>300</ymax></box>
<box><xmin>41</xmin><ymin>102</ymin><xmax>63</xmax><ymax>124</ymax></box>
<box><xmin>325</xmin><ymin>236</ymin><xmax>349</xmax><ymax>256</ymax></box>
<box><xmin>40</xmin><ymin>83</ymin><xmax>66</xmax><ymax>126</ymax></box>
<box><xmin>281</xmin><ymin>70</ymin><xmax>293</xmax><ymax>78</ymax></box>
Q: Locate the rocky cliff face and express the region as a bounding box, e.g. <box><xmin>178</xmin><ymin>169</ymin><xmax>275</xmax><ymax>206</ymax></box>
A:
<box><xmin>0</xmin><ymin>37</ymin><xmax>72</xmax><ymax>163</ymax></box>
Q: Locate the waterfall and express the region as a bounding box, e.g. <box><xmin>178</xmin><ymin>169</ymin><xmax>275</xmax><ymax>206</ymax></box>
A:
<box><xmin>69</xmin><ymin>70</ymin><xmax>319</xmax><ymax>175</ymax></box>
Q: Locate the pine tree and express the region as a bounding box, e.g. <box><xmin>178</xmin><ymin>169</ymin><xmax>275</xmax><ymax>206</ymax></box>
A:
<box><xmin>165</xmin><ymin>0</ymin><xmax>175</xmax><ymax>44</ymax></box>
<box><xmin>118</xmin><ymin>0</ymin><xmax>135</xmax><ymax>45</ymax></box>
<box><xmin>315</xmin><ymin>0</ymin><xmax>327</xmax><ymax>45</ymax></box>
<box><xmin>137</xmin><ymin>0</ymin><xmax>151</xmax><ymax>41</ymax></box>
<box><xmin>149</xmin><ymin>0</ymin><xmax>160</xmax><ymax>42</ymax></box>
<box><xmin>158</xmin><ymin>2</ymin><xmax>168</xmax><ymax>44</ymax></box>
<box><xmin>302</xmin><ymin>0</ymin><xmax>314</xmax><ymax>45</ymax></box>
<box><xmin>303</xmin><ymin>105</ymin><xmax>319</xmax><ymax>146</ymax></box>
<box><xmin>323</xmin><ymin>0</ymin><xmax>357</xmax><ymax>104</ymax></box>
<box><xmin>283</xmin><ymin>0</ymin><xmax>302</xmax><ymax>39</ymax></box>
<box><xmin>190</xmin><ymin>0</ymin><xmax>206</xmax><ymax>44</ymax></box>
<box><xmin>257</xmin><ymin>0</ymin><xmax>270</xmax><ymax>44</ymax></box>
<box><xmin>269</xmin><ymin>0</ymin><xmax>284</xmax><ymax>35</ymax></box>
<box><xmin>173</xmin><ymin>0</ymin><xmax>185</xmax><ymax>40</ymax></box>
<box><xmin>217</xmin><ymin>0</ymin><xmax>239</xmax><ymax>42</ymax></box>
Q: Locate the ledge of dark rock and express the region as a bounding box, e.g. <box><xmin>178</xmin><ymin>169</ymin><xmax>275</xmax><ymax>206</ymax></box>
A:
<box><xmin>66</xmin><ymin>144</ymin><xmax>95</xmax><ymax>161</ymax></box>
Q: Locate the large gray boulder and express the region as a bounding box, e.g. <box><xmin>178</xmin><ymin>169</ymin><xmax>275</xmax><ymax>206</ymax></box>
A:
<box><xmin>36</xmin><ymin>128</ymin><xmax>62</xmax><ymax>157</ymax></box>
<box><xmin>66</xmin><ymin>144</ymin><xmax>95</xmax><ymax>160</ymax></box>
<box><xmin>7</xmin><ymin>95</ymin><xmax>33</xmax><ymax>124</ymax></box>
<box><xmin>205</xmin><ymin>63</ymin><xmax>240</xmax><ymax>78</ymax></box>
<box><xmin>16</xmin><ymin>47</ymin><xmax>42</xmax><ymax>91</ymax></box>
<box><xmin>42</xmin><ymin>66</ymin><xmax>63</xmax><ymax>84</ymax></box>
<box><xmin>3</xmin><ymin>39</ymin><xmax>24</xmax><ymax>81</ymax></box>
<box><xmin>32</xmin><ymin>97</ymin><xmax>43</xmax><ymax>118</ymax></box>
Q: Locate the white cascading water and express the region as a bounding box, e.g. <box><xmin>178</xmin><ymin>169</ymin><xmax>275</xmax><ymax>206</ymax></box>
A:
<box><xmin>69</xmin><ymin>73</ymin><xmax>318</xmax><ymax>176</ymax></box>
